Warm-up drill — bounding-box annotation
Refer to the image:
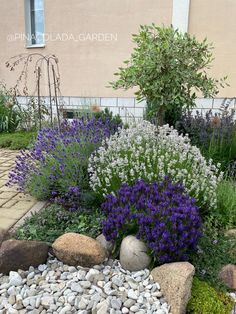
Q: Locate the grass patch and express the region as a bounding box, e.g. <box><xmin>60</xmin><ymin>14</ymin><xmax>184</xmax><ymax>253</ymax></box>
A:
<box><xmin>0</xmin><ymin>131</ymin><xmax>36</xmax><ymax>150</ymax></box>
<box><xmin>15</xmin><ymin>204</ymin><xmax>105</xmax><ymax>244</ymax></box>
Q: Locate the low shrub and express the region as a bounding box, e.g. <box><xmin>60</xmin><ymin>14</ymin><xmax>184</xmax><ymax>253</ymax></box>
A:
<box><xmin>187</xmin><ymin>277</ymin><xmax>233</xmax><ymax>314</ymax></box>
<box><xmin>89</xmin><ymin>120</ymin><xmax>222</xmax><ymax>212</ymax></box>
<box><xmin>8</xmin><ymin>116</ymin><xmax>121</xmax><ymax>211</ymax></box>
<box><xmin>102</xmin><ymin>178</ymin><xmax>202</xmax><ymax>264</ymax></box>
<box><xmin>15</xmin><ymin>204</ymin><xmax>105</xmax><ymax>243</ymax></box>
<box><xmin>189</xmin><ymin>219</ymin><xmax>236</xmax><ymax>290</ymax></box>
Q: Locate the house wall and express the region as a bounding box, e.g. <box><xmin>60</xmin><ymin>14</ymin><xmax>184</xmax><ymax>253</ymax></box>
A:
<box><xmin>0</xmin><ymin>0</ymin><xmax>235</xmax><ymax>109</ymax></box>
<box><xmin>0</xmin><ymin>0</ymin><xmax>172</xmax><ymax>97</ymax></box>
<box><xmin>188</xmin><ymin>0</ymin><xmax>236</xmax><ymax>98</ymax></box>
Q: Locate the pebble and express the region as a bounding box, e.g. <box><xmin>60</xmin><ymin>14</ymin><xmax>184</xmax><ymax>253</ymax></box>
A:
<box><xmin>128</xmin><ymin>289</ymin><xmax>138</xmax><ymax>300</ymax></box>
<box><xmin>0</xmin><ymin>256</ymin><xmax>170</xmax><ymax>313</ymax></box>
<box><xmin>9</xmin><ymin>272</ymin><xmax>22</xmax><ymax>287</ymax></box>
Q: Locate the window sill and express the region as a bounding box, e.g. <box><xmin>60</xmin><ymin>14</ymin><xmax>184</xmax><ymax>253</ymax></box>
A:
<box><xmin>26</xmin><ymin>44</ymin><xmax>45</xmax><ymax>49</ymax></box>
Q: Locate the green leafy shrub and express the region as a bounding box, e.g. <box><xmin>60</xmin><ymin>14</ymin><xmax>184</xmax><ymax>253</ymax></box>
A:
<box><xmin>187</xmin><ymin>277</ymin><xmax>233</xmax><ymax>314</ymax></box>
<box><xmin>189</xmin><ymin>220</ymin><xmax>236</xmax><ymax>290</ymax></box>
<box><xmin>110</xmin><ymin>25</ymin><xmax>227</xmax><ymax>126</ymax></box>
<box><xmin>215</xmin><ymin>179</ymin><xmax>236</xmax><ymax>228</ymax></box>
<box><xmin>15</xmin><ymin>204</ymin><xmax>105</xmax><ymax>243</ymax></box>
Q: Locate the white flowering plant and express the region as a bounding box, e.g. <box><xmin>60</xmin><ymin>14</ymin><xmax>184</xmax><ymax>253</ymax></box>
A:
<box><xmin>88</xmin><ymin>120</ymin><xmax>223</xmax><ymax>211</ymax></box>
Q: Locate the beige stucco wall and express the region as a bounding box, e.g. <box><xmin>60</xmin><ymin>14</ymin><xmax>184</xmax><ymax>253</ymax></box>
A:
<box><xmin>0</xmin><ymin>0</ymin><xmax>235</xmax><ymax>97</ymax></box>
<box><xmin>0</xmin><ymin>0</ymin><xmax>172</xmax><ymax>97</ymax></box>
<box><xmin>188</xmin><ymin>0</ymin><xmax>236</xmax><ymax>97</ymax></box>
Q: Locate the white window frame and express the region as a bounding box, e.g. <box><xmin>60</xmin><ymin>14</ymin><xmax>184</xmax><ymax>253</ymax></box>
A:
<box><xmin>24</xmin><ymin>0</ymin><xmax>45</xmax><ymax>48</ymax></box>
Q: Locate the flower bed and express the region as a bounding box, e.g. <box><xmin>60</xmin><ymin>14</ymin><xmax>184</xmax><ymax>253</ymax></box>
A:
<box><xmin>5</xmin><ymin>115</ymin><xmax>236</xmax><ymax>314</ymax></box>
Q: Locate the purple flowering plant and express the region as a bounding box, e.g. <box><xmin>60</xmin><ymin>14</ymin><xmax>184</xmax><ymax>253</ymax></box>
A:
<box><xmin>8</xmin><ymin>116</ymin><xmax>121</xmax><ymax>211</ymax></box>
<box><xmin>177</xmin><ymin>107</ymin><xmax>236</xmax><ymax>174</ymax></box>
<box><xmin>102</xmin><ymin>178</ymin><xmax>202</xmax><ymax>263</ymax></box>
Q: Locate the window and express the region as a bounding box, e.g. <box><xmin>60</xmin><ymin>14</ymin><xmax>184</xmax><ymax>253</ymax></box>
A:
<box><xmin>25</xmin><ymin>0</ymin><xmax>45</xmax><ymax>47</ymax></box>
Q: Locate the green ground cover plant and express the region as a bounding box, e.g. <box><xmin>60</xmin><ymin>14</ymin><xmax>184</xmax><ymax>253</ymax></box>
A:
<box><xmin>187</xmin><ymin>277</ymin><xmax>233</xmax><ymax>314</ymax></box>
<box><xmin>15</xmin><ymin>204</ymin><xmax>105</xmax><ymax>243</ymax></box>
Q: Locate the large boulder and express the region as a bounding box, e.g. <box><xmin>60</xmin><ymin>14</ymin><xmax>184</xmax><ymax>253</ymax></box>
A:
<box><xmin>52</xmin><ymin>233</ymin><xmax>106</xmax><ymax>267</ymax></box>
<box><xmin>0</xmin><ymin>239</ymin><xmax>49</xmax><ymax>274</ymax></box>
<box><xmin>219</xmin><ymin>264</ymin><xmax>236</xmax><ymax>289</ymax></box>
<box><xmin>119</xmin><ymin>235</ymin><xmax>151</xmax><ymax>271</ymax></box>
<box><xmin>151</xmin><ymin>262</ymin><xmax>195</xmax><ymax>314</ymax></box>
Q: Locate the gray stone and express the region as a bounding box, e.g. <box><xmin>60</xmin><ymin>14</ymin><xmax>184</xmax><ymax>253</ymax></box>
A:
<box><xmin>70</xmin><ymin>282</ymin><xmax>83</xmax><ymax>293</ymax></box>
<box><xmin>41</xmin><ymin>296</ymin><xmax>54</xmax><ymax>308</ymax></box>
<box><xmin>120</xmin><ymin>236</ymin><xmax>151</xmax><ymax>271</ymax></box>
<box><xmin>127</xmin><ymin>289</ymin><xmax>138</xmax><ymax>300</ymax></box>
<box><xmin>58</xmin><ymin>305</ymin><xmax>72</xmax><ymax>314</ymax></box>
<box><xmin>111</xmin><ymin>298</ymin><xmax>122</xmax><ymax>309</ymax></box>
<box><xmin>123</xmin><ymin>298</ymin><xmax>136</xmax><ymax>308</ymax></box>
<box><xmin>80</xmin><ymin>281</ymin><xmax>91</xmax><ymax>289</ymax></box>
<box><xmin>97</xmin><ymin>299</ymin><xmax>110</xmax><ymax>314</ymax></box>
<box><xmin>9</xmin><ymin>272</ymin><xmax>22</xmax><ymax>287</ymax></box>
<box><xmin>85</xmin><ymin>268</ymin><xmax>100</xmax><ymax>282</ymax></box>
<box><xmin>96</xmin><ymin>234</ymin><xmax>114</xmax><ymax>257</ymax></box>
<box><xmin>130</xmin><ymin>305</ymin><xmax>140</xmax><ymax>312</ymax></box>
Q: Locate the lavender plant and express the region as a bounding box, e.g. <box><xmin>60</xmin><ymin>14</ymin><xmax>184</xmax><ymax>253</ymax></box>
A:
<box><xmin>8</xmin><ymin>116</ymin><xmax>121</xmax><ymax>211</ymax></box>
<box><xmin>89</xmin><ymin>120</ymin><xmax>222</xmax><ymax>212</ymax></box>
<box><xmin>102</xmin><ymin>178</ymin><xmax>202</xmax><ymax>263</ymax></box>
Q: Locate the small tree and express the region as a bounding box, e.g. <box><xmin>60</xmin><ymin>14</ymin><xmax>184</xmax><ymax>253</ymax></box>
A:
<box><xmin>110</xmin><ymin>25</ymin><xmax>228</xmax><ymax>126</ymax></box>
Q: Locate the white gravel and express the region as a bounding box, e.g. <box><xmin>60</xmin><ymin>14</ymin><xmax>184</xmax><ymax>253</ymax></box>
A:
<box><xmin>0</xmin><ymin>254</ymin><xmax>171</xmax><ymax>314</ymax></box>
<box><xmin>228</xmin><ymin>292</ymin><xmax>236</xmax><ymax>314</ymax></box>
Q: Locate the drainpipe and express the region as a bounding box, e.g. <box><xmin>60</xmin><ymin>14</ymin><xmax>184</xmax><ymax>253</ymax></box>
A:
<box><xmin>172</xmin><ymin>0</ymin><xmax>191</xmax><ymax>33</ymax></box>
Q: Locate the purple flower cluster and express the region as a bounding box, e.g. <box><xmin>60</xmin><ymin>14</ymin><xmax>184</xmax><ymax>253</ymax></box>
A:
<box><xmin>8</xmin><ymin>117</ymin><xmax>121</xmax><ymax>211</ymax></box>
<box><xmin>177</xmin><ymin>108</ymin><xmax>236</xmax><ymax>173</ymax></box>
<box><xmin>51</xmin><ymin>185</ymin><xmax>81</xmax><ymax>212</ymax></box>
<box><xmin>102</xmin><ymin>178</ymin><xmax>202</xmax><ymax>263</ymax></box>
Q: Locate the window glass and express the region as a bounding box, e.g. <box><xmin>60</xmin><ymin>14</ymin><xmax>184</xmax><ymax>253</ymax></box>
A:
<box><xmin>30</xmin><ymin>0</ymin><xmax>44</xmax><ymax>45</ymax></box>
